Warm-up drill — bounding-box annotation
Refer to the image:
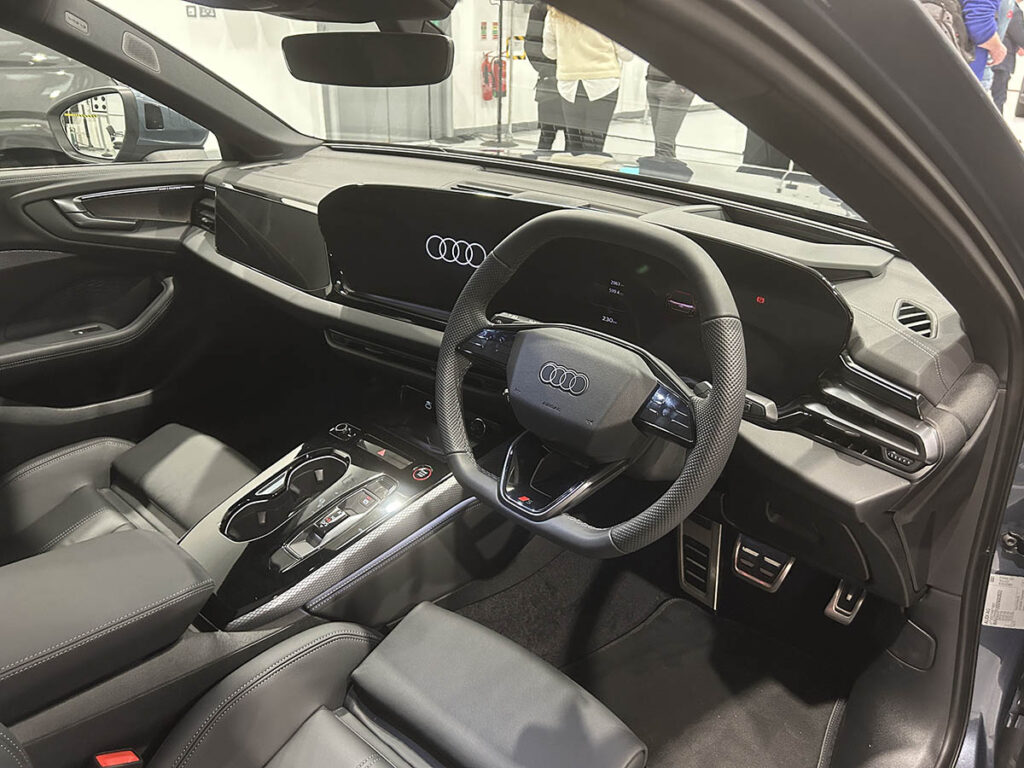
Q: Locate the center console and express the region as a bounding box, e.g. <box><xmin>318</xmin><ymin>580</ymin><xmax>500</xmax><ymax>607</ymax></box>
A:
<box><xmin>180</xmin><ymin>395</ymin><xmax>504</xmax><ymax>629</ymax></box>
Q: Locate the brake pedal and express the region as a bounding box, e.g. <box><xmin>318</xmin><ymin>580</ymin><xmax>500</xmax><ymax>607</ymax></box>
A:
<box><xmin>732</xmin><ymin>535</ymin><xmax>794</xmax><ymax>593</ymax></box>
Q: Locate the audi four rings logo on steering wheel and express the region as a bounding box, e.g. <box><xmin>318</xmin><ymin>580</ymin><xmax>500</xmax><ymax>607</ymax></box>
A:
<box><xmin>539</xmin><ymin>362</ymin><xmax>590</xmax><ymax>396</ymax></box>
<box><xmin>426</xmin><ymin>235</ymin><xmax>487</xmax><ymax>268</ymax></box>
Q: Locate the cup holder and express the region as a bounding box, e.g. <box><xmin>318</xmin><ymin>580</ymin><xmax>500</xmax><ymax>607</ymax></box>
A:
<box><xmin>222</xmin><ymin>450</ymin><xmax>350</xmax><ymax>542</ymax></box>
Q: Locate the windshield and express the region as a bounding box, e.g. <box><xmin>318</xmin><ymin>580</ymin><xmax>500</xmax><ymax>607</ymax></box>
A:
<box><xmin>97</xmin><ymin>0</ymin><xmax>860</xmax><ymax>220</ymax></box>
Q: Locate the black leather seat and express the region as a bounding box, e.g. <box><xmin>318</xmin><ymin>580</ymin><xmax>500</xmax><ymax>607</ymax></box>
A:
<box><xmin>0</xmin><ymin>424</ymin><xmax>257</xmax><ymax>565</ymax></box>
<box><xmin>0</xmin><ymin>602</ymin><xmax>647</xmax><ymax>768</ymax></box>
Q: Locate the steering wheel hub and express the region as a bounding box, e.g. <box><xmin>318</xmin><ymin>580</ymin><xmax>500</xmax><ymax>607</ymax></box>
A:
<box><xmin>507</xmin><ymin>327</ymin><xmax>657</xmax><ymax>464</ymax></box>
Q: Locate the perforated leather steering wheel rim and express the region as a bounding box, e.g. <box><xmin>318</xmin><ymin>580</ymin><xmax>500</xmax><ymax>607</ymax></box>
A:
<box><xmin>435</xmin><ymin>209</ymin><xmax>746</xmax><ymax>557</ymax></box>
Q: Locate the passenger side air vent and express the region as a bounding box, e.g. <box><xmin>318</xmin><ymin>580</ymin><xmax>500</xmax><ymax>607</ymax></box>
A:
<box><xmin>782</xmin><ymin>381</ymin><xmax>940</xmax><ymax>475</ymax></box>
<box><xmin>895</xmin><ymin>300</ymin><xmax>934</xmax><ymax>338</ymax></box>
<box><xmin>192</xmin><ymin>188</ymin><xmax>216</xmax><ymax>234</ymax></box>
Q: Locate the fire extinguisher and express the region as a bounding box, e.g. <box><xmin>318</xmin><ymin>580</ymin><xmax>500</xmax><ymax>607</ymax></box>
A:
<box><xmin>481</xmin><ymin>53</ymin><xmax>495</xmax><ymax>101</ymax></box>
<box><xmin>491</xmin><ymin>55</ymin><xmax>507</xmax><ymax>98</ymax></box>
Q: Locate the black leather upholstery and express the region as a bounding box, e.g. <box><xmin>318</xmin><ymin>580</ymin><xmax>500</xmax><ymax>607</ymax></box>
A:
<box><xmin>352</xmin><ymin>602</ymin><xmax>647</xmax><ymax>768</ymax></box>
<box><xmin>1</xmin><ymin>603</ymin><xmax>646</xmax><ymax>768</ymax></box>
<box><xmin>113</xmin><ymin>424</ymin><xmax>258</xmax><ymax>532</ymax></box>
<box><xmin>150</xmin><ymin>623</ymin><xmax>380</xmax><ymax>768</ymax></box>
<box><xmin>145</xmin><ymin>602</ymin><xmax>645</xmax><ymax>768</ymax></box>
<box><xmin>0</xmin><ymin>725</ymin><xmax>30</xmax><ymax>768</ymax></box>
<box><xmin>0</xmin><ymin>530</ymin><xmax>214</xmax><ymax>723</ymax></box>
<box><xmin>0</xmin><ymin>425</ymin><xmax>257</xmax><ymax>565</ymax></box>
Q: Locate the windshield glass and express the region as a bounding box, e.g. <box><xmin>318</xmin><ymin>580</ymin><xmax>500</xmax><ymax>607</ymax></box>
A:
<box><xmin>97</xmin><ymin>0</ymin><xmax>860</xmax><ymax>220</ymax></box>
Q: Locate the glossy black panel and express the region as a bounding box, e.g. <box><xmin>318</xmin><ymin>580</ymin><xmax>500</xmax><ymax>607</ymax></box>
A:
<box><xmin>321</xmin><ymin>185</ymin><xmax>851</xmax><ymax>405</ymax></box>
<box><xmin>216</xmin><ymin>187</ymin><xmax>331</xmax><ymax>292</ymax></box>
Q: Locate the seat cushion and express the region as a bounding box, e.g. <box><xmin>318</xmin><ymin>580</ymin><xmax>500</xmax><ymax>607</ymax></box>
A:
<box><xmin>0</xmin><ymin>425</ymin><xmax>258</xmax><ymax>565</ymax></box>
<box><xmin>149</xmin><ymin>624</ymin><xmax>380</xmax><ymax>768</ymax></box>
<box><xmin>149</xmin><ymin>605</ymin><xmax>646</xmax><ymax>768</ymax></box>
<box><xmin>113</xmin><ymin>424</ymin><xmax>258</xmax><ymax>532</ymax></box>
<box><xmin>352</xmin><ymin>602</ymin><xmax>648</xmax><ymax>768</ymax></box>
<box><xmin>0</xmin><ymin>438</ymin><xmax>134</xmax><ymax>565</ymax></box>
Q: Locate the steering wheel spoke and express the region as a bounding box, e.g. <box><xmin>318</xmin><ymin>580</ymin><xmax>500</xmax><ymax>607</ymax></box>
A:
<box><xmin>634</xmin><ymin>383</ymin><xmax>697</xmax><ymax>448</ymax></box>
<box><xmin>437</xmin><ymin>210</ymin><xmax>746</xmax><ymax>558</ymax></box>
<box><xmin>498</xmin><ymin>432</ymin><xmax>629</xmax><ymax>520</ymax></box>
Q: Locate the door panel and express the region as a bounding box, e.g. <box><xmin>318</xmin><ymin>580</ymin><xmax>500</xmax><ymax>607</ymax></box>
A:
<box><xmin>0</xmin><ymin>162</ymin><xmax>222</xmax><ymax>471</ymax></box>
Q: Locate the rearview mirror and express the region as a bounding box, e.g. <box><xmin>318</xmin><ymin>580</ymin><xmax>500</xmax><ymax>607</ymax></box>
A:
<box><xmin>282</xmin><ymin>32</ymin><xmax>454</xmax><ymax>87</ymax></box>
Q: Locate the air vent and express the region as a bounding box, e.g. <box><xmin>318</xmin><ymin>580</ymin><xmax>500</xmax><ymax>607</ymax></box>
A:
<box><xmin>448</xmin><ymin>182</ymin><xmax>517</xmax><ymax>197</ymax></box>
<box><xmin>895</xmin><ymin>300</ymin><xmax>934</xmax><ymax>338</ymax></box>
<box><xmin>192</xmin><ymin>188</ymin><xmax>216</xmax><ymax>234</ymax></box>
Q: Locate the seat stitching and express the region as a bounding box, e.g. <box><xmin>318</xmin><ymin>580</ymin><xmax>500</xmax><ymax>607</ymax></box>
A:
<box><xmin>0</xmin><ymin>731</ymin><xmax>29</xmax><ymax>768</ymax></box>
<box><xmin>0</xmin><ymin>439</ymin><xmax>134</xmax><ymax>491</ymax></box>
<box><xmin>38</xmin><ymin>507</ymin><xmax>122</xmax><ymax>553</ymax></box>
<box><xmin>171</xmin><ymin>630</ymin><xmax>376</xmax><ymax>768</ymax></box>
<box><xmin>0</xmin><ymin>581</ymin><xmax>213</xmax><ymax>678</ymax></box>
<box><xmin>333</xmin><ymin>713</ymin><xmax>398</xmax><ymax>768</ymax></box>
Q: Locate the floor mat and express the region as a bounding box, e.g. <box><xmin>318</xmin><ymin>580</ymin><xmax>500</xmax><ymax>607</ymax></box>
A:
<box><xmin>455</xmin><ymin>549</ymin><xmax>673</xmax><ymax>667</ymax></box>
<box><xmin>565</xmin><ymin>599</ymin><xmax>846</xmax><ymax>768</ymax></box>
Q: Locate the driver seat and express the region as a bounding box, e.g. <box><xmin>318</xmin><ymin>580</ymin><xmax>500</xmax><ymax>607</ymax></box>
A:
<box><xmin>0</xmin><ymin>602</ymin><xmax>646</xmax><ymax>768</ymax></box>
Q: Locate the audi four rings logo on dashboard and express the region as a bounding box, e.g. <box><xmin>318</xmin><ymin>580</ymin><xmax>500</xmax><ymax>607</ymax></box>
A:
<box><xmin>539</xmin><ymin>362</ymin><xmax>590</xmax><ymax>396</ymax></box>
<box><xmin>425</xmin><ymin>235</ymin><xmax>487</xmax><ymax>268</ymax></box>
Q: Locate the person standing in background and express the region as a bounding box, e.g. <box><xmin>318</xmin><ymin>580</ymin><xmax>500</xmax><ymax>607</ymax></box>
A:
<box><xmin>962</xmin><ymin>0</ymin><xmax>1007</xmax><ymax>81</ymax></box>
<box><xmin>524</xmin><ymin>3</ymin><xmax>564</xmax><ymax>152</ymax></box>
<box><xmin>645</xmin><ymin>65</ymin><xmax>695</xmax><ymax>158</ymax></box>
<box><xmin>542</xmin><ymin>8</ymin><xmax>633</xmax><ymax>155</ymax></box>
<box><xmin>991</xmin><ymin>0</ymin><xmax>1024</xmax><ymax>111</ymax></box>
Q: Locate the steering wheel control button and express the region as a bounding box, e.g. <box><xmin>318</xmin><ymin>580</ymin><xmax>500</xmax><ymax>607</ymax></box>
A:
<box><xmin>330</xmin><ymin>422</ymin><xmax>361</xmax><ymax>442</ymax></box>
<box><xmin>459</xmin><ymin>328</ymin><xmax>516</xmax><ymax>367</ymax></box>
<box><xmin>412</xmin><ymin>465</ymin><xmax>434</xmax><ymax>481</ymax></box>
<box><xmin>665</xmin><ymin>289</ymin><xmax>697</xmax><ymax>315</ymax></box>
<box><xmin>637</xmin><ymin>385</ymin><xmax>695</xmax><ymax>446</ymax></box>
<box><xmin>732</xmin><ymin>535</ymin><xmax>795</xmax><ymax>593</ymax></box>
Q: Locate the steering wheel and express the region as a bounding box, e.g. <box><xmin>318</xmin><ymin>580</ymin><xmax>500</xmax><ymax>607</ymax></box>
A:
<box><xmin>435</xmin><ymin>210</ymin><xmax>746</xmax><ymax>557</ymax></box>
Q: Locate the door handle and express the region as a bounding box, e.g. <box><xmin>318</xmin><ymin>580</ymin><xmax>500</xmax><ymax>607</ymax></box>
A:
<box><xmin>53</xmin><ymin>197</ymin><xmax>138</xmax><ymax>231</ymax></box>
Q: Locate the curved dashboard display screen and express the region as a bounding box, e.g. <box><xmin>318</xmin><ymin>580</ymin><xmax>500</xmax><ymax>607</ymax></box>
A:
<box><xmin>320</xmin><ymin>185</ymin><xmax>852</xmax><ymax>405</ymax></box>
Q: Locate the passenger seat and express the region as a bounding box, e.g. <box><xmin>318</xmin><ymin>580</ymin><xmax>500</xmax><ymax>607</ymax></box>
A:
<box><xmin>0</xmin><ymin>424</ymin><xmax>257</xmax><ymax>566</ymax></box>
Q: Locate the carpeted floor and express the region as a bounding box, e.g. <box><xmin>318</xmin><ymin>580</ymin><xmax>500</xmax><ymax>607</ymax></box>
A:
<box><xmin>455</xmin><ymin>548</ymin><xmax>674</xmax><ymax>668</ymax></box>
<box><xmin>565</xmin><ymin>599</ymin><xmax>846</xmax><ymax>768</ymax></box>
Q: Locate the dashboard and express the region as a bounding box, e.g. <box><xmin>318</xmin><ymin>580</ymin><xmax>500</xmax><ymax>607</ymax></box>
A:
<box><xmin>319</xmin><ymin>184</ymin><xmax>851</xmax><ymax>406</ymax></box>
<box><xmin>183</xmin><ymin>146</ymin><xmax>997</xmax><ymax>609</ymax></box>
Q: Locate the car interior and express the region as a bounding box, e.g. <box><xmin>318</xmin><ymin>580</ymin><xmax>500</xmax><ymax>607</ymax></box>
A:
<box><xmin>0</xmin><ymin>1</ymin><xmax>1022</xmax><ymax>768</ymax></box>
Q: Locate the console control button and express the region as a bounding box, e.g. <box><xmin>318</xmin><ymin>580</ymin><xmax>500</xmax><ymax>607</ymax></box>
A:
<box><xmin>315</xmin><ymin>506</ymin><xmax>350</xmax><ymax>531</ymax></box>
<box><xmin>412</xmin><ymin>465</ymin><xmax>433</xmax><ymax>481</ymax></box>
<box><xmin>357</xmin><ymin>438</ymin><xmax>412</xmax><ymax>469</ymax></box>
<box><xmin>636</xmin><ymin>385</ymin><xmax>695</xmax><ymax>446</ymax></box>
<box><xmin>330</xmin><ymin>422</ymin><xmax>361</xmax><ymax>442</ymax></box>
<box><xmin>367</xmin><ymin>476</ymin><xmax>398</xmax><ymax>499</ymax></box>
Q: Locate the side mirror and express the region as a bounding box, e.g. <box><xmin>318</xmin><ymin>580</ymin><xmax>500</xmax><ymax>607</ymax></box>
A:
<box><xmin>49</xmin><ymin>86</ymin><xmax>210</xmax><ymax>163</ymax></box>
<box><xmin>49</xmin><ymin>87</ymin><xmax>140</xmax><ymax>163</ymax></box>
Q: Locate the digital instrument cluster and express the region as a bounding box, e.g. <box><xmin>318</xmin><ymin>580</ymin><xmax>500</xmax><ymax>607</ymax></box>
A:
<box><xmin>319</xmin><ymin>184</ymin><xmax>852</xmax><ymax>405</ymax></box>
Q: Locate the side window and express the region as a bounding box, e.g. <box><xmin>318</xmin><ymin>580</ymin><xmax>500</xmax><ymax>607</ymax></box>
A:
<box><xmin>0</xmin><ymin>27</ymin><xmax>219</xmax><ymax>169</ymax></box>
